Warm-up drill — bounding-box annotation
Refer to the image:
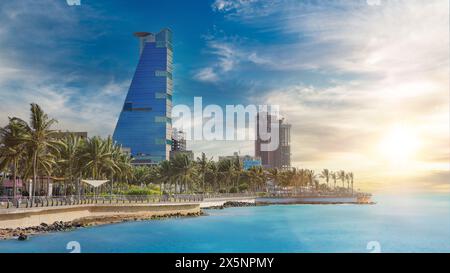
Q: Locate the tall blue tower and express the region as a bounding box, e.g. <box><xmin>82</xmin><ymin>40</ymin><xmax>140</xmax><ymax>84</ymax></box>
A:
<box><xmin>113</xmin><ymin>29</ymin><xmax>173</xmax><ymax>165</ymax></box>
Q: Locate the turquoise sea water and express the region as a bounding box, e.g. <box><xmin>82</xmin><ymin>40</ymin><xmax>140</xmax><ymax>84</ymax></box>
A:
<box><xmin>0</xmin><ymin>194</ymin><xmax>449</xmax><ymax>253</ymax></box>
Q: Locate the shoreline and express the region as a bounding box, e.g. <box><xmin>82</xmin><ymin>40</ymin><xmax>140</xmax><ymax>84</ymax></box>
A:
<box><xmin>0</xmin><ymin>198</ymin><xmax>375</xmax><ymax>240</ymax></box>
<box><xmin>0</xmin><ymin>211</ymin><xmax>203</xmax><ymax>241</ymax></box>
<box><xmin>0</xmin><ymin>199</ymin><xmax>255</xmax><ymax>241</ymax></box>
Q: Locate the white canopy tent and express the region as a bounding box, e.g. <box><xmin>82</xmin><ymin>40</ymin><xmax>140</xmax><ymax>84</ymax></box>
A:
<box><xmin>81</xmin><ymin>180</ymin><xmax>109</xmax><ymax>188</ymax></box>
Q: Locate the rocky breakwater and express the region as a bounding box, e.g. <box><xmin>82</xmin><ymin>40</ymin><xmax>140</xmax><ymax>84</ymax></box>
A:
<box><xmin>0</xmin><ymin>221</ymin><xmax>84</xmax><ymax>241</ymax></box>
<box><xmin>0</xmin><ymin>211</ymin><xmax>203</xmax><ymax>240</ymax></box>
<box><xmin>206</xmin><ymin>201</ymin><xmax>256</xmax><ymax>210</ymax></box>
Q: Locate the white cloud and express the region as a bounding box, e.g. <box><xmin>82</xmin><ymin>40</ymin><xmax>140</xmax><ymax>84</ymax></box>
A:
<box><xmin>211</xmin><ymin>0</ymin><xmax>450</xmax><ymax>192</ymax></box>
<box><xmin>212</xmin><ymin>0</ymin><xmax>259</xmax><ymax>12</ymax></box>
<box><xmin>211</xmin><ymin>0</ymin><xmax>449</xmax><ymax>75</ymax></box>
<box><xmin>194</xmin><ymin>67</ymin><xmax>220</xmax><ymax>82</ymax></box>
<box><xmin>0</xmin><ymin>0</ymin><xmax>126</xmax><ymax>137</ymax></box>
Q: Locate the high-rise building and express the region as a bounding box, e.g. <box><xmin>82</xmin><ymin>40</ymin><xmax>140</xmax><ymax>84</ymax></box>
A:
<box><xmin>170</xmin><ymin>128</ymin><xmax>194</xmax><ymax>160</ymax></box>
<box><xmin>255</xmin><ymin>113</ymin><xmax>291</xmax><ymax>169</ymax></box>
<box><xmin>113</xmin><ymin>29</ymin><xmax>173</xmax><ymax>165</ymax></box>
<box><xmin>169</xmin><ymin>128</ymin><xmax>194</xmax><ymax>160</ymax></box>
<box><xmin>171</xmin><ymin>129</ymin><xmax>186</xmax><ymax>151</ymax></box>
<box><xmin>279</xmin><ymin>122</ymin><xmax>291</xmax><ymax>168</ymax></box>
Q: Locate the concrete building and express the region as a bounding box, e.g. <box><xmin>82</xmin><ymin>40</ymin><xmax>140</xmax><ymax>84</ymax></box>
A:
<box><xmin>170</xmin><ymin>128</ymin><xmax>194</xmax><ymax>160</ymax></box>
<box><xmin>255</xmin><ymin>113</ymin><xmax>291</xmax><ymax>169</ymax></box>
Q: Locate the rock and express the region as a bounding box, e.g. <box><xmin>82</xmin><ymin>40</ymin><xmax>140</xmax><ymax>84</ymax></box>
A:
<box><xmin>18</xmin><ymin>233</ymin><xmax>27</xmax><ymax>241</ymax></box>
<box><xmin>40</xmin><ymin>223</ymin><xmax>48</xmax><ymax>227</ymax></box>
<box><xmin>222</xmin><ymin>201</ymin><xmax>256</xmax><ymax>208</ymax></box>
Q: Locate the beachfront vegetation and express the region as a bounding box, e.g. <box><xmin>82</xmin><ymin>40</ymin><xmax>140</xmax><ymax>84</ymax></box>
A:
<box><xmin>0</xmin><ymin>104</ymin><xmax>356</xmax><ymax>197</ymax></box>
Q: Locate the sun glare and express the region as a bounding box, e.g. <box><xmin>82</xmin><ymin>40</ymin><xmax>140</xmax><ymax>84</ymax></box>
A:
<box><xmin>378</xmin><ymin>126</ymin><xmax>420</xmax><ymax>163</ymax></box>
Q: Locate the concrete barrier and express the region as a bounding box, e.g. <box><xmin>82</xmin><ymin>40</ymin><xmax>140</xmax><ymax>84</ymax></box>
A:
<box><xmin>0</xmin><ymin>203</ymin><xmax>200</xmax><ymax>229</ymax></box>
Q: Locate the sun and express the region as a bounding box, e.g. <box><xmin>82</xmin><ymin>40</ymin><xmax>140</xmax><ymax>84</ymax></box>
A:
<box><xmin>378</xmin><ymin>126</ymin><xmax>420</xmax><ymax>162</ymax></box>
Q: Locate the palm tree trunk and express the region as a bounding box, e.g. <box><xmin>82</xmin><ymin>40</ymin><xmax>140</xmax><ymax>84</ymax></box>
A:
<box><xmin>110</xmin><ymin>175</ymin><xmax>114</xmax><ymax>195</ymax></box>
<box><xmin>202</xmin><ymin>174</ymin><xmax>205</xmax><ymax>193</ymax></box>
<box><xmin>12</xmin><ymin>159</ymin><xmax>17</xmax><ymax>199</ymax></box>
<box><xmin>31</xmin><ymin>150</ymin><xmax>38</xmax><ymax>203</ymax></box>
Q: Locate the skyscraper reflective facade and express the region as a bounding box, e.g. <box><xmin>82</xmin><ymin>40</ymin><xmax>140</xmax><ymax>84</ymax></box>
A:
<box><xmin>113</xmin><ymin>29</ymin><xmax>173</xmax><ymax>165</ymax></box>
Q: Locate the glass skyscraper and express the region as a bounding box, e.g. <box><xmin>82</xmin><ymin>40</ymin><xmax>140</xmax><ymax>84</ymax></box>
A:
<box><xmin>113</xmin><ymin>29</ymin><xmax>173</xmax><ymax>165</ymax></box>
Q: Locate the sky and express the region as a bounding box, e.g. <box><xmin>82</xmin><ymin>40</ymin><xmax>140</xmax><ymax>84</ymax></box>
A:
<box><xmin>0</xmin><ymin>0</ymin><xmax>448</xmax><ymax>193</ymax></box>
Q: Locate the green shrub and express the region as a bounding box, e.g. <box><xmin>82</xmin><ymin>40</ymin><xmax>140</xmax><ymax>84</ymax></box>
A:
<box><xmin>117</xmin><ymin>185</ymin><xmax>160</xmax><ymax>196</ymax></box>
<box><xmin>238</xmin><ymin>183</ymin><xmax>248</xmax><ymax>192</ymax></box>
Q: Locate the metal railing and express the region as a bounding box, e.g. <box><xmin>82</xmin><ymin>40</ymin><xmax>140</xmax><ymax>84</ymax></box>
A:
<box><xmin>0</xmin><ymin>194</ymin><xmax>205</xmax><ymax>210</ymax></box>
<box><xmin>262</xmin><ymin>191</ymin><xmax>372</xmax><ymax>198</ymax></box>
<box><xmin>201</xmin><ymin>192</ymin><xmax>258</xmax><ymax>199</ymax></box>
<box><xmin>1</xmin><ymin>191</ymin><xmax>368</xmax><ymax>210</ymax></box>
<box><xmin>0</xmin><ymin>192</ymin><xmax>264</xmax><ymax>210</ymax></box>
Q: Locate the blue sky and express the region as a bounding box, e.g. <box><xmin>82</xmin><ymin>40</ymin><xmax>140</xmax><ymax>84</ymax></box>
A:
<box><xmin>0</xmin><ymin>0</ymin><xmax>448</xmax><ymax>192</ymax></box>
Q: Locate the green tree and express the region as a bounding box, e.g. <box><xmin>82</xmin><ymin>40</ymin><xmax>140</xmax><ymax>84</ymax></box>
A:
<box><xmin>11</xmin><ymin>104</ymin><xmax>61</xmax><ymax>199</ymax></box>
<box><xmin>320</xmin><ymin>169</ymin><xmax>331</xmax><ymax>189</ymax></box>
<box><xmin>158</xmin><ymin>160</ymin><xmax>173</xmax><ymax>193</ymax></box>
<box><xmin>172</xmin><ymin>154</ymin><xmax>196</xmax><ymax>193</ymax></box>
<box><xmin>57</xmin><ymin>134</ymin><xmax>84</xmax><ymax>196</ymax></box>
<box><xmin>196</xmin><ymin>152</ymin><xmax>211</xmax><ymax>193</ymax></box>
<box><xmin>0</xmin><ymin>118</ymin><xmax>28</xmax><ymax>197</ymax></box>
<box><xmin>217</xmin><ymin>159</ymin><xmax>235</xmax><ymax>192</ymax></box>
<box><xmin>331</xmin><ymin>172</ymin><xmax>337</xmax><ymax>189</ymax></box>
<box><xmin>349</xmin><ymin>172</ymin><xmax>354</xmax><ymax>194</ymax></box>
<box><xmin>337</xmin><ymin>170</ymin><xmax>346</xmax><ymax>189</ymax></box>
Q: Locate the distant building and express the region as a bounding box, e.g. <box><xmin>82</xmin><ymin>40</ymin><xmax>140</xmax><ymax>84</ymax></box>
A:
<box><xmin>255</xmin><ymin>113</ymin><xmax>291</xmax><ymax>169</ymax></box>
<box><xmin>219</xmin><ymin>152</ymin><xmax>262</xmax><ymax>170</ymax></box>
<box><xmin>171</xmin><ymin>129</ymin><xmax>186</xmax><ymax>151</ymax></box>
<box><xmin>54</xmin><ymin>131</ymin><xmax>88</xmax><ymax>139</ymax></box>
<box><xmin>170</xmin><ymin>150</ymin><xmax>194</xmax><ymax>161</ymax></box>
<box><xmin>170</xmin><ymin>128</ymin><xmax>194</xmax><ymax>160</ymax></box>
<box><xmin>243</xmin><ymin>159</ymin><xmax>262</xmax><ymax>170</ymax></box>
<box><xmin>279</xmin><ymin>123</ymin><xmax>291</xmax><ymax>168</ymax></box>
<box><xmin>113</xmin><ymin>29</ymin><xmax>173</xmax><ymax>165</ymax></box>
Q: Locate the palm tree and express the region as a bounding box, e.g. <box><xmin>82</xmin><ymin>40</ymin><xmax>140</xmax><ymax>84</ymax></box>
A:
<box><xmin>297</xmin><ymin>169</ymin><xmax>308</xmax><ymax>192</ymax></box>
<box><xmin>345</xmin><ymin>173</ymin><xmax>350</xmax><ymax>191</ymax></box>
<box><xmin>246</xmin><ymin>166</ymin><xmax>265</xmax><ymax>192</ymax></box>
<box><xmin>58</xmin><ymin>134</ymin><xmax>84</xmax><ymax>196</ymax></box>
<box><xmin>207</xmin><ymin>161</ymin><xmax>220</xmax><ymax>192</ymax></box>
<box><xmin>306</xmin><ymin>170</ymin><xmax>317</xmax><ymax>191</ymax></box>
<box><xmin>11</xmin><ymin>104</ymin><xmax>61</xmax><ymax>199</ymax></box>
<box><xmin>232</xmin><ymin>156</ymin><xmax>243</xmax><ymax>190</ymax></box>
<box><xmin>172</xmin><ymin>154</ymin><xmax>196</xmax><ymax>193</ymax></box>
<box><xmin>131</xmin><ymin>166</ymin><xmax>152</xmax><ymax>186</ymax></box>
<box><xmin>217</xmin><ymin>159</ymin><xmax>235</xmax><ymax>192</ymax></box>
<box><xmin>113</xmin><ymin>147</ymin><xmax>133</xmax><ymax>185</ymax></box>
<box><xmin>337</xmin><ymin>170</ymin><xmax>346</xmax><ymax>189</ymax></box>
<box><xmin>349</xmin><ymin>172</ymin><xmax>354</xmax><ymax>194</ymax></box>
<box><xmin>267</xmin><ymin>168</ymin><xmax>283</xmax><ymax>190</ymax></box>
<box><xmin>158</xmin><ymin>160</ymin><xmax>172</xmax><ymax>193</ymax></box>
<box><xmin>320</xmin><ymin>169</ymin><xmax>330</xmax><ymax>190</ymax></box>
<box><xmin>331</xmin><ymin>172</ymin><xmax>337</xmax><ymax>190</ymax></box>
<box><xmin>0</xmin><ymin>118</ymin><xmax>28</xmax><ymax>197</ymax></box>
<box><xmin>196</xmin><ymin>152</ymin><xmax>211</xmax><ymax>193</ymax></box>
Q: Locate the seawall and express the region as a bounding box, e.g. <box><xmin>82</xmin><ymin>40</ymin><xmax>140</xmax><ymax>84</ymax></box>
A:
<box><xmin>0</xmin><ymin>203</ymin><xmax>200</xmax><ymax>229</ymax></box>
<box><xmin>200</xmin><ymin>197</ymin><xmax>256</xmax><ymax>208</ymax></box>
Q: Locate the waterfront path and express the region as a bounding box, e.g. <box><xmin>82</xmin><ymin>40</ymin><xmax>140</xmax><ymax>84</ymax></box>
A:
<box><xmin>0</xmin><ymin>194</ymin><xmax>257</xmax><ymax>230</ymax></box>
